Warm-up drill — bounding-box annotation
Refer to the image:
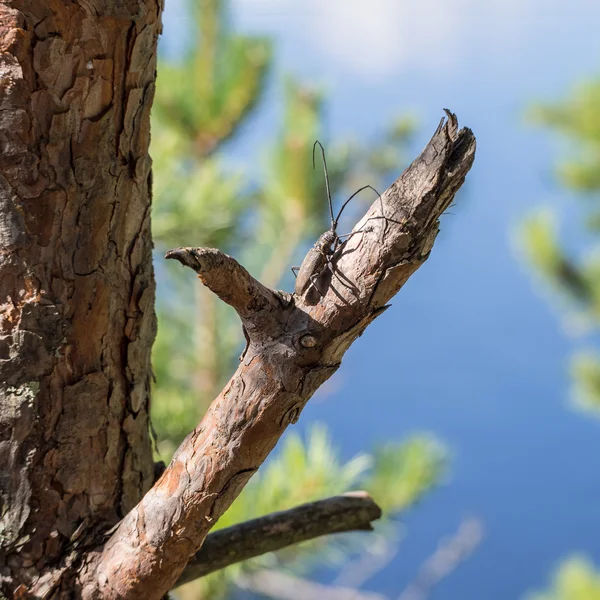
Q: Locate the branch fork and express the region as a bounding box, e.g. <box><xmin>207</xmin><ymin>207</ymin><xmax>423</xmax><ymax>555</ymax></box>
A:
<box><xmin>81</xmin><ymin>112</ymin><xmax>476</xmax><ymax>599</ymax></box>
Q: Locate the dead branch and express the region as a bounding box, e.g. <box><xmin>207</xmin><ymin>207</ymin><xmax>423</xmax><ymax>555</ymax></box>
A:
<box><xmin>176</xmin><ymin>492</ymin><xmax>381</xmax><ymax>586</ymax></box>
<box><xmin>81</xmin><ymin>111</ymin><xmax>476</xmax><ymax>599</ymax></box>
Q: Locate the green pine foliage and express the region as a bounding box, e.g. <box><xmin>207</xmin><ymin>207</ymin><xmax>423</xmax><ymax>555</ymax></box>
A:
<box><xmin>520</xmin><ymin>73</ymin><xmax>600</xmax><ymax>599</ymax></box>
<box><xmin>529</xmin><ymin>81</ymin><xmax>600</xmax><ymax>194</ymax></box>
<box><xmin>571</xmin><ymin>352</ymin><xmax>600</xmax><ymax>418</ymax></box>
<box><xmin>363</xmin><ymin>435</ymin><xmax>446</xmax><ymax>515</ymax></box>
<box><xmin>519</xmin><ymin>76</ymin><xmax>600</xmax><ymax>421</ymax></box>
<box><xmin>527</xmin><ymin>557</ymin><xmax>600</xmax><ymax>600</ymax></box>
<box><xmin>154</xmin><ymin>0</ymin><xmax>271</xmax><ymax>157</ymax></box>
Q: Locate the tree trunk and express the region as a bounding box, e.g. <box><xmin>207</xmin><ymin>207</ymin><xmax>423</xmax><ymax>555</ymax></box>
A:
<box><xmin>0</xmin><ymin>1</ymin><xmax>162</xmax><ymax>596</ymax></box>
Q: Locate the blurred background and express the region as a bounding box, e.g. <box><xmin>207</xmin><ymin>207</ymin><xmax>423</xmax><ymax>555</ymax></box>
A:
<box><xmin>150</xmin><ymin>1</ymin><xmax>600</xmax><ymax>598</ymax></box>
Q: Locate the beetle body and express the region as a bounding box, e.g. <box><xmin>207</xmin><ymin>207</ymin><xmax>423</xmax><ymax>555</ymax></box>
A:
<box><xmin>291</xmin><ymin>140</ymin><xmax>382</xmax><ymax>302</ymax></box>
<box><xmin>294</xmin><ymin>230</ymin><xmax>336</xmax><ymax>296</ymax></box>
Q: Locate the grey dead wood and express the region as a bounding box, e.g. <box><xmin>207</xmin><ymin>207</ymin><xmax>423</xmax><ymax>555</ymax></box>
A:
<box><xmin>79</xmin><ymin>111</ymin><xmax>475</xmax><ymax>599</ymax></box>
<box><xmin>176</xmin><ymin>492</ymin><xmax>382</xmax><ymax>586</ymax></box>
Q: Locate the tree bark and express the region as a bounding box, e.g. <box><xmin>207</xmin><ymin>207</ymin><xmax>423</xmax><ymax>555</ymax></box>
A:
<box><xmin>81</xmin><ymin>112</ymin><xmax>475</xmax><ymax>599</ymax></box>
<box><xmin>0</xmin><ymin>1</ymin><xmax>162</xmax><ymax>597</ymax></box>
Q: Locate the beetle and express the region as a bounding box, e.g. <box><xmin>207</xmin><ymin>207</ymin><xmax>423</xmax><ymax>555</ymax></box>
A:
<box><xmin>292</xmin><ymin>141</ymin><xmax>381</xmax><ymax>300</ymax></box>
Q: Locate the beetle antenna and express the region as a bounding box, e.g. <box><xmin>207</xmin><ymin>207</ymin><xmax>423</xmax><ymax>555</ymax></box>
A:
<box><xmin>334</xmin><ymin>184</ymin><xmax>383</xmax><ymax>228</ymax></box>
<box><xmin>313</xmin><ymin>140</ymin><xmax>334</xmax><ymax>227</ymax></box>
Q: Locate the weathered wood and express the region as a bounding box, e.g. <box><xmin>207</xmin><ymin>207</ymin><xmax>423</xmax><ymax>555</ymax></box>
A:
<box><xmin>0</xmin><ymin>1</ymin><xmax>162</xmax><ymax>597</ymax></box>
<box><xmin>83</xmin><ymin>112</ymin><xmax>475</xmax><ymax>599</ymax></box>
<box><xmin>177</xmin><ymin>492</ymin><xmax>382</xmax><ymax>586</ymax></box>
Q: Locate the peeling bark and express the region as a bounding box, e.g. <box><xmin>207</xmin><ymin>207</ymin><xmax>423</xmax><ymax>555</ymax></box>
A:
<box><xmin>0</xmin><ymin>1</ymin><xmax>162</xmax><ymax>597</ymax></box>
<box><xmin>82</xmin><ymin>112</ymin><xmax>475</xmax><ymax>599</ymax></box>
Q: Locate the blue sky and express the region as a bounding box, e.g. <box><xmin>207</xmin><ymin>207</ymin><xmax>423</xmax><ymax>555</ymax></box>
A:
<box><xmin>161</xmin><ymin>2</ymin><xmax>600</xmax><ymax>598</ymax></box>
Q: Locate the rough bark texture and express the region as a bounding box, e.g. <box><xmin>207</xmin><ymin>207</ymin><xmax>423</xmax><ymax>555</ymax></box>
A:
<box><xmin>177</xmin><ymin>492</ymin><xmax>382</xmax><ymax>586</ymax></box>
<box><xmin>82</xmin><ymin>112</ymin><xmax>475</xmax><ymax>599</ymax></box>
<box><xmin>0</xmin><ymin>1</ymin><xmax>162</xmax><ymax>597</ymax></box>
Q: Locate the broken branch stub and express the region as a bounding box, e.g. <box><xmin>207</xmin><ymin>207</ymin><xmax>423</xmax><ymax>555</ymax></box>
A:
<box><xmin>85</xmin><ymin>111</ymin><xmax>475</xmax><ymax>599</ymax></box>
<box><xmin>176</xmin><ymin>492</ymin><xmax>382</xmax><ymax>586</ymax></box>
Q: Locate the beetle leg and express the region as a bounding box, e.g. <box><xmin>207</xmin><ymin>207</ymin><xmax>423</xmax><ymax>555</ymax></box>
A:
<box><xmin>337</xmin><ymin>227</ymin><xmax>372</xmax><ymax>240</ymax></box>
<box><xmin>308</xmin><ymin>272</ymin><xmax>325</xmax><ymax>298</ymax></box>
<box><xmin>312</xmin><ymin>257</ymin><xmax>337</xmax><ymax>298</ymax></box>
<box><xmin>325</xmin><ymin>257</ymin><xmax>335</xmax><ymax>275</ymax></box>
